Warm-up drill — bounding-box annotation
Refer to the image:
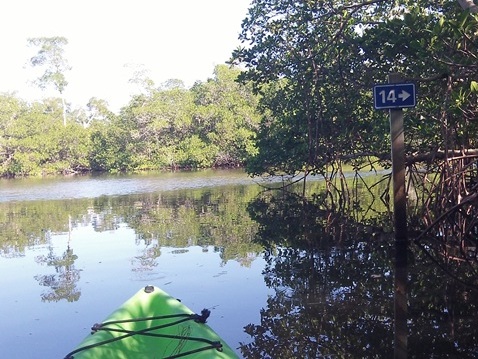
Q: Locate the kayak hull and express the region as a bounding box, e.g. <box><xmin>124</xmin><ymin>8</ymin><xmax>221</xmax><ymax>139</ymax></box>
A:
<box><xmin>65</xmin><ymin>286</ymin><xmax>239</xmax><ymax>359</ymax></box>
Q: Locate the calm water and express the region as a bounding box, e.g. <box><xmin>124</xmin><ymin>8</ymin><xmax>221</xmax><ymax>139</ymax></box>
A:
<box><xmin>0</xmin><ymin>169</ymin><xmax>271</xmax><ymax>358</ymax></box>
<box><xmin>2</xmin><ymin>169</ymin><xmax>478</xmax><ymax>358</ymax></box>
<box><xmin>0</xmin><ymin>169</ymin><xmax>260</xmax><ymax>202</ymax></box>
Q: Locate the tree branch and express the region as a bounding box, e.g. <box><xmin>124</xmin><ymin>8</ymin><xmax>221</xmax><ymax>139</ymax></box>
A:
<box><xmin>335</xmin><ymin>149</ymin><xmax>478</xmax><ymax>166</ymax></box>
<box><xmin>406</xmin><ymin>149</ymin><xmax>478</xmax><ymax>164</ymax></box>
<box><xmin>341</xmin><ymin>0</ymin><xmax>387</xmax><ymax>11</ymax></box>
<box><xmin>457</xmin><ymin>0</ymin><xmax>478</xmax><ymax>13</ymax></box>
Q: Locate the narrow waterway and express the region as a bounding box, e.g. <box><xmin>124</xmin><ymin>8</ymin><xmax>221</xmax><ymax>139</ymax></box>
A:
<box><xmin>1</xmin><ymin>169</ymin><xmax>477</xmax><ymax>358</ymax></box>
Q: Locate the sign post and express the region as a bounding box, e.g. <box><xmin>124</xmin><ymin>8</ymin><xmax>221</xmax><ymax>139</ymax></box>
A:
<box><xmin>389</xmin><ymin>73</ymin><xmax>408</xmax><ymax>359</ymax></box>
<box><xmin>374</xmin><ymin>74</ymin><xmax>412</xmax><ymax>359</ymax></box>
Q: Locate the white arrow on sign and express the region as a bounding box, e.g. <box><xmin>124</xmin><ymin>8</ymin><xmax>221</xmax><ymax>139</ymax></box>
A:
<box><xmin>398</xmin><ymin>90</ymin><xmax>410</xmax><ymax>102</ymax></box>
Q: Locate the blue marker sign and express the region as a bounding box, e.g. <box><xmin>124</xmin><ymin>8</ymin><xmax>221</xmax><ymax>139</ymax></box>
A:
<box><xmin>373</xmin><ymin>83</ymin><xmax>416</xmax><ymax>110</ymax></box>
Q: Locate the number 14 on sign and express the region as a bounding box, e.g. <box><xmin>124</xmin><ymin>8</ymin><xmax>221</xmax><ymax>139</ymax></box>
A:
<box><xmin>373</xmin><ymin>83</ymin><xmax>416</xmax><ymax>110</ymax></box>
<box><xmin>378</xmin><ymin>89</ymin><xmax>409</xmax><ymax>103</ymax></box>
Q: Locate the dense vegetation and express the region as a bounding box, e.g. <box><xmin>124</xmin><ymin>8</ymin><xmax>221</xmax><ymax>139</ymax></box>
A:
<box><xmin>230</xmin><ymin>0</ymin><xmax>478</xmax><ymax>177</ymax></box>
<box><xmin>229</xmin><ymin>0</ymin><xmax>478</xmax><ymax>270</ymax></box>
<box><xmin>0</xmin><ymin>64</ymin><xmax>260</xmax><ymax>177</ymax></box>
<box><xmin>3</xmin><ymin>3</ymin><xmax>478</xmax><ymax>353</ymax></box>
<box><xmin>2</xmin><ymin>0</ymin><xmax>478</xmax><ymax>185</ymax></box>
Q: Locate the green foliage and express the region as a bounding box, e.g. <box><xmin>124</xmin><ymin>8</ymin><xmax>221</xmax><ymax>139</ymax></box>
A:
<box><xmin>89</xmin><ymin>121</ymin><xmax>135</xmax><ymax>172</ymax></box>
<box><xmin>176</xmin><ymin>135</ymin><xmax>218</xmax><ymax>168</ymax></box>
<box><xmin>7</xmin><ymin>4</ymin><xmax>478</xmax><ymax>178</ymax></box>
<box><xmin>81</xmin><ymin>64</ymin><xmax>260</xmax><ymax>173</ymax></box>
<box><xmin>85</xmin><ymin>64</ymin><xmax>261</xmax><ymax>173</ymax></box>
<box><xmin>27</xmin><ymin>37</ymin><xmax>70</xmax><ymax>94</ymax></box>
<box><xmin>0</xmin><ymin>94</ymin><xmax>91</xmax><ymax>176</ymax></box>
<box><xmin>191</xmin><ymin>65</ymin><xmax>261</xmax><ymax>166</ymax></box>
<box><xmin>0</xmin><ymin>64</ymin><xmax>261</xmax><ymax>177</ymax></box>
<box><xmin>232</xmin><ymin>0</ymin><xmax>478</xmax><ymax>176</ymax></box>
<box><xmin>27</xmin><ymin>37</ymin><xmax>71</xmax><ymax>126</ymax></box>
<box><xmin>471</xmin><ymin>81</ymin><xmax>478</xmax><ymax>93</ymax></box>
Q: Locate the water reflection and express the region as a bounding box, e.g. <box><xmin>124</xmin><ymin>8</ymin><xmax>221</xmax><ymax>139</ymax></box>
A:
<box><xmin>34</xmin><ymin>244</ymin><xmax>81</xmax><ymax>302</ymax></box>
<box><xmin>2</xmin><ymin>171</ymin><xmax>478</xmax><ymax>357</ymax></box>
<box><xmin>0</xmin><ymin>172</ymin><xmax>269</xmax><ymax>358</ymax></box>
<box><xmin>241</xmin><ymin>188</ymin><xmax>478</xmax><ymax>358</ymax></box>
<box><xmin>242</xmin><ymin>190</ymin><xmax>394</xmax><ymax>358</ymax></box>
<box><xmin>0</xmin><ymin>183</ymin><xmax>264</xmax><ymax>300</ymax></box>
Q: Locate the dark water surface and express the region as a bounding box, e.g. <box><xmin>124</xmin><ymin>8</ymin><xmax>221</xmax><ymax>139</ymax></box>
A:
<box><xmin>1</xmin><ymin>169</ymin><xmax>478</xmax><ymax>358</ymax></box>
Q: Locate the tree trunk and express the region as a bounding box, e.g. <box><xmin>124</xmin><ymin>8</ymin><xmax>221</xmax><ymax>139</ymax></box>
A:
<box><xmin>62</xmin><ymin>97</ymin><xmax>66</xmax><ymax>126</ymax></box>
<box><xmin>457</xmin><ymin>0</ymin><xmax>478</xmax><ymax>12</ymax></box>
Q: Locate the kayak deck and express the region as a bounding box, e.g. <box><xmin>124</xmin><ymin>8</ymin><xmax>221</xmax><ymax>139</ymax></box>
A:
<box><xmin>65</xmin><ymin>285</ymin><xmax>239</xmax><ymax>359</ymax></box>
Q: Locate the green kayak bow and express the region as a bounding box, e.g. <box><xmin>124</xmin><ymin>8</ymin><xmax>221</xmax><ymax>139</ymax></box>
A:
<box><xmin>65</xmin><ymin>285</ymin><xmax>239</xmax><ymax>359</ymax></box>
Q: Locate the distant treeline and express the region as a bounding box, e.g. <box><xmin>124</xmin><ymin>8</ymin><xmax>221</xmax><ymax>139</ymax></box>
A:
<box><xmin>0</xmin><ymin>65</ymin><xmax>261</xmax><ymax>178</ymax></box>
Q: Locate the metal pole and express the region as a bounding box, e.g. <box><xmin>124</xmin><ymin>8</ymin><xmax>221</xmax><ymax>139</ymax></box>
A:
<box><xmin>389</xmin><ymin>73</ymin><xmax>408</xmax><ymax>359</ymax></box>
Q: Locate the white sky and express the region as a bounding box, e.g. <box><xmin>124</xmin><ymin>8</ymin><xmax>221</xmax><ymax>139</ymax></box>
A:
<box><xmin>0</xmin><ymin>0</ymin><xmax>252</xmax><ymax>112</ymax></box>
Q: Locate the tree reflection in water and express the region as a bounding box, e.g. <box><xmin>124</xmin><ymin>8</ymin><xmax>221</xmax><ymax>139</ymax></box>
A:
<box><xmin>131</xmin><ymin>237</ymin><xmax>162</xmax><ymax>280</ymax></box>
<box><xmin>241</xmin><ymin>190</ymin><xmax>478</xmax><ymax>358</ymax></box>
<box><xmin>34</xmin><ymin>216</ymin><xmax>81</xmax><ymax>303</ymax></box>
<box><xmin>34</xmin><ymin>244</ymin><xmax>81</xmax><ymax>302</ymax></box>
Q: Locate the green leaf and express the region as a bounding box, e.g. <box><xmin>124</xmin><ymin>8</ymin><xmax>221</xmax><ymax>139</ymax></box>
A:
<box><xmin>459</xmin><ymin>12</ymin><xmax>469</xmax><ymax>30</ymax></box>
<box><xmin>471</xmin><ymin>81</ymin><xmax>478</xmax><ymax>93</ymax></box>
<box><xmin>438</xmin><ymin>17</ymin><xmax>445</xmax><ymax>28</ymax></box>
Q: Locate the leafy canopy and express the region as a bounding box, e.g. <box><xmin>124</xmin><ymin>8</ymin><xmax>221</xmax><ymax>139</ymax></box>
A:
<box><xmin>231</xmin><ymin>0</ymin><xmax>478</xmax><ymax>176</ymax></box>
